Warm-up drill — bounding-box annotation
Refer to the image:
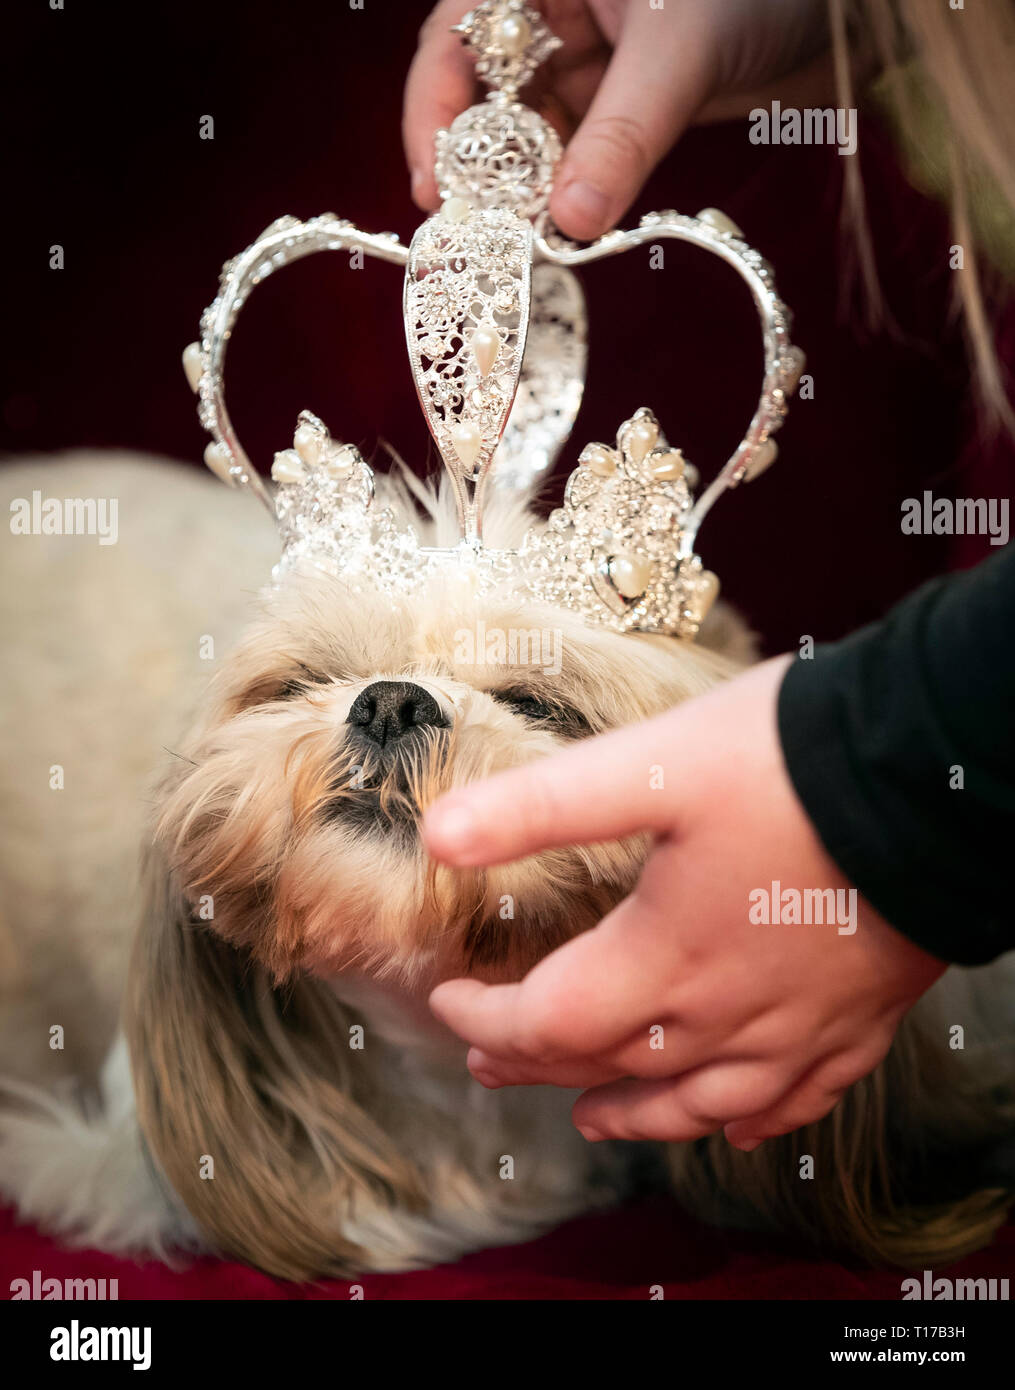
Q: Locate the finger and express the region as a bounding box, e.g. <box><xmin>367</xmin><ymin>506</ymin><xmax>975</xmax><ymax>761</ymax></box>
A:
<box><xmin>429</xmin><ymin>887</ymin><xmax>681</xmax><ymax>1062</ymax></box>
<box><xmin>550</xmin><ymin>3</ymin><xmax>717</xmax><ymax>239</ymax></box>
<box><xmin>723</xmin><ymin>1047</ymin><xmax>886</xmax><ymax>1147</ymax></box>
<box><xmin>572</xmin><ymin>1060</ymin><xmax>793</xmax><ymax>1142</ymax></box>
<box><xmin>723</xmin><ymin>1085</ymin><xmax>847</xmax><ymax>1150</ymax></box>
<box><xmin>402</xmin><ymin>0</ymin><xmax>477</xmax><ymax>210</ymax></box>
<box><xmin>524</xmin><ymin>5</ymin><xmax>610</xmax><ymax>138</ymax></box>
<box><xmin>571</xmin><ymin>1076</ymin><xmax>722</xmax><ymax>1144</ymax></box>
<box><xmin>467</xmin><ymin>1046</ymin><xmax>623</xmax><ymax>1090</ymax></box>
<box><xmin>462</xmin><ymin>909</ymin><xmax>736</xmax><ymax>1088</ymax></box>
<box><xmin>422</xmin><ymin>709</ymin><xmax>679</xmax><ymax>867</ymax></box>
<box><xmin>533</xmin><ymin>56</ymin><xmax>605</xmax><ymax>141</ymax></box>
<box><xmin>466</xmin><ymin>1044</ymin><xmax>629</xmax><ymax>1090</ymax></box>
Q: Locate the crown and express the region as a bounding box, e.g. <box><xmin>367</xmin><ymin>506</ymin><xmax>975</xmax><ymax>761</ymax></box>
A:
<box><xmin>183</xmin><ymin>0</ymin><xmax>803</xmax><ymax>639</ymax></box>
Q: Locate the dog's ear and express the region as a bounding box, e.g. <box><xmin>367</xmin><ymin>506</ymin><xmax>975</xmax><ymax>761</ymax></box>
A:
<box><xmin>125</xmin><ymin>848</ymin><xmax>427</xmax><ymax>1280</ymax></box>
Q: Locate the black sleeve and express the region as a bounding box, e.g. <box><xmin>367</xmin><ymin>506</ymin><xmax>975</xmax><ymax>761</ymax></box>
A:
<box><xmin>777</xmin><ymin>541</ymin><xmax>1015</xmax><ymax>966</ymax></box>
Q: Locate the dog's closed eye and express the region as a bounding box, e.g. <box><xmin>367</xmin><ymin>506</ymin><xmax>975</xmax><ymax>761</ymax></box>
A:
<box><xmin>490</xmin><ymin>688</ymin><xmax>592</xmax><ymax>739</ymax></box>
<box><xmin>276</xmin><ymin>675</ymin><xmax>319</xmax><ymax>700</ymax></box>
<box><xmin>233</xmin><ymin>666</ymin><xmax>330</xmax><ymax>709</ymax></box>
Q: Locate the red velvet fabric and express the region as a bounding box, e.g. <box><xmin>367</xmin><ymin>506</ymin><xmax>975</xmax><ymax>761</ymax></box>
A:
<box><xmin>2</xmin><ymin>1201</ymin><xmax>1012</xmax><ymax>1300</ymax></box>
<box><xmin>2</xmin><ymin>2</ymin><xmax>1012</xmax><ymax>1299</ymax></box>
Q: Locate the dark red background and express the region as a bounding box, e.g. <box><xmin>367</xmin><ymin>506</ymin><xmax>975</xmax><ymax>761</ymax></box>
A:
<box><xmin>4</xmin><ymin>0</ymin><xmax>1013</xmax><ymax>656</ymax></box>
<box><xmin>2</xmin><ymin>0</ymin><xmax>1012</xmax><ymax>1297</ymax></box>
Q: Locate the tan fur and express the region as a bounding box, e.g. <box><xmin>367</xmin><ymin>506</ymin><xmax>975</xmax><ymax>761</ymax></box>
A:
<box><xmin>669</xmin><ymin>1007</ymin><xmax>1013</xmax><ymax>1267</ymax></box>
<box><xmin>1</xmin><ymin>453</ymin><xmax>1011</xmax><ymax>1280</ymax></box>
<box><xmin>151</xmin><ymin>570</ymin><xmax>729</xmax><ymax>985</ymax></box>
<box><xmin>128</xmin><ymin>556</ymin><xmax>742</xmax><ymax>1275</ymax></box>
<box><xmin>126</xmin><ymin>857</ymin><xmax>429</xmax><ymax>1279</ymax></box>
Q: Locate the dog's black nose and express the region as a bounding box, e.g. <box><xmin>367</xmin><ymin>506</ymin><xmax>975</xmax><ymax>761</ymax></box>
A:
<box><xmin>346</xmin><ymin>681</ymin><xmax>447</xmax><ymax>748</ymax></box>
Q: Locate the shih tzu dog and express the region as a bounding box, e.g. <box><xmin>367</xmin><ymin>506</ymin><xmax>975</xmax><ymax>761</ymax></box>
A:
<box><xmin>1</xmin><ymin>0</ymin><xmax>1011</xmax><ymax>1286</ymax></box>
<box><xmin>0</xmin><ymin>446</ymin><xmax>1011</xmax><ymax>1282</ymax></box>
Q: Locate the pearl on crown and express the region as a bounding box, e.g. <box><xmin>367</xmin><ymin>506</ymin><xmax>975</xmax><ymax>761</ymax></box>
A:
<box><xmin>497</xmin><ymin>12</ymin><xmax>531</xmax><ymax>56</ymax></box>
<box><xmin>470</xmin><ymin>324</ymin><xmax>500</xmax><ymax>378</ymax></box>
<box><xmin>608</xmin><ymin>553</ymin><xmax>652</xmax><ymax>599</ymax></box>
<box><xmin>451</xmin><ymin>419</ymin><xmax>483</xmax><ymax>468</ymax></box>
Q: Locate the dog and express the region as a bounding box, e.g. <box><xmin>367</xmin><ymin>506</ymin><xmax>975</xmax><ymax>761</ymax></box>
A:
<box><xmin>0</xmin><ymin>451</ymin><xmax>1011</xmax><ymax>1280</ymax></box>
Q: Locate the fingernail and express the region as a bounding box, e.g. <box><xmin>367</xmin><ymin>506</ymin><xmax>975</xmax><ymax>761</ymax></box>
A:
<box><xmin>410</xmin><ymin>167</ymin><xmax>429</xmax><ymax>203</ymax></box>
<box><xmin>556</xmin><ymin>179</ymin><xmax>611</xmax><ymax>235</ymax></box>
<box><xmin>730</xmin><ymin>1137</ymin><xmax>763</xmax><ymax>1152</ymax></box>
<box><xmin>578</xmin><ymin>1125</ymin><xmax>605</xmax><ymax>1143</ymax></box>
<box><xmin>470</xmin><ymin>1067</ymin><xmax>503</xmax><ymax>1089</ymax></box>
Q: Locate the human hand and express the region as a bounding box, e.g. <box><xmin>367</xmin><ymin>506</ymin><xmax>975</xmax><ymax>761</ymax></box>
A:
<box><xmin>423</xmin><ymin>656</ymin><xmax>946</xmax><ymax>1149</ymax></box>
<box><xmin>403</xmin><ymin>0</ymin><xmax>831</xmax><ymax>241</ymax></box>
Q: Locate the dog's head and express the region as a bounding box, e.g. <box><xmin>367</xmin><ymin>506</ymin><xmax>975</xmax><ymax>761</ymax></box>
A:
<box><xmin>154</xmin><ymin>566</ymin><xmax>745</xmax><ymax>989</ymax></box>
<box><xmin>127</xmin><ymin>477</ymin><xmax>750</xmax><ymax>1279</ymax></box>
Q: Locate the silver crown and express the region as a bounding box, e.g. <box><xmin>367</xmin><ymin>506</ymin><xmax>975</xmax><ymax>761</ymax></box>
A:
<box><xmin>183</xmin><ymin>0</ymin><xmax>804</xmax><ymax>639</ymax></box>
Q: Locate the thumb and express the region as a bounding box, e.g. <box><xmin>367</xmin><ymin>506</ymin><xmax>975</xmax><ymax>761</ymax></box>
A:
<box><xmin>422</xmin><ymin>710</ymin><xmax>680</xmax><ymax>867</ymax></box>
<box><xmin>550</xmin><ymin>4</ymin><xmax>718</xmax><ymax>241</ymax></box>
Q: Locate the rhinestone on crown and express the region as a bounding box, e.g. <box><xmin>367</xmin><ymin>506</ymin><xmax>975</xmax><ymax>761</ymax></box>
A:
<box><xmin>519</xmin><ymin>408</ymin><xmax>719</xmax><ymax>640</ymax></box>
<box><xmin>185</xmin><ymin>0</ymin><xmax>804</xmax><ymax>641</ymax></box>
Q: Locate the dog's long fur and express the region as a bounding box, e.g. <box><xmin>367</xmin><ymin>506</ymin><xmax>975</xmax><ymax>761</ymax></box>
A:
<box><xmin>0</xmin><ymin>453</ymin><xmax>1011</xmax><ymax>1280</ymax></box>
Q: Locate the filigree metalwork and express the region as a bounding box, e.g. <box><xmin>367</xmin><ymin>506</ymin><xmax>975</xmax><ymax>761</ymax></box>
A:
<box><xmin>185</xmin><ymin>0</ymin><xmax>805</xmax><ymax>640</ymax></box>
<box><xmin>434</xmin><ymin>96</ymin><xmax>562</xmax><ymax>220</ymax></box>
<box><xmin>519</xmin><ymin>408</ymin><xmax>718</xmax><ymax>639</ymax></box>
<box><xmin>404</xmin><ymin>206</ymin><xmax>532</xmax><ymax>542</ymax></box>
<box><xmin>189</xmin><ymin>214</ymin><xmax>406</xmax><ymax>516</ymax></box>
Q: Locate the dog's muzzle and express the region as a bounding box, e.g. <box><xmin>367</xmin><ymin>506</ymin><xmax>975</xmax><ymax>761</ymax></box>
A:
<box><xmin>330</xmin><ymin>681</ymin><xmax>450</xmax><ymax>835</ymax></box>
<box><xmin>345</xmin><ymin>681</ymin><xmax>448</xmax><ymax>749</ymax></box>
